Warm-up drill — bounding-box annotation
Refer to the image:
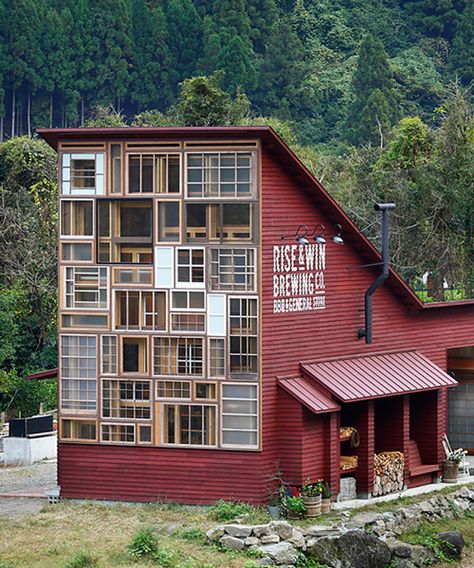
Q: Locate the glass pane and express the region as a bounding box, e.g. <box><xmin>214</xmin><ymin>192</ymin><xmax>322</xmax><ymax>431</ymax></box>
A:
<box><xmin>120</xmin><ymin>202</ymin><xmax>152</xmax><ymax>237</ymax></box>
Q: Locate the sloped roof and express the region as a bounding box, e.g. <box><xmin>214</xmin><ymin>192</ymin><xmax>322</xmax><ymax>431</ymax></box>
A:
<box><xmin>37</xmin><ymin>125</ymin><xmax>474</xmax><ymax>310</ymax></box>
<box><xmin>302</xmin><ymin>350</ymin><xmax>457</xmax><ymax>403</ymax></box>
<box><xmin>277</xmin><ymin>375</ymin><xmax>340</xmax><ymax>414</ymax></box>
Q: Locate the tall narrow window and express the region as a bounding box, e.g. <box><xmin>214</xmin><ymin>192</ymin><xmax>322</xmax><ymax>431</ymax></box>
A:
<box><xmin>153</xmin><ymin>337</ymin><xmax>203</xmax><ymax>376</ymax></box>
<box><xmin>101</xmin><ymin>335</ymin><xmax>117</xmax><ymax>375</ymax></box>
<box><xmin>64</xmin><ymin>267</ymin><xmax>107</xmax><ymax>309</ymax></box>
<box><xmin>209</xmin><ymin>338</ymin><xmax>225</xmax><ymax>378</ymax></box>
<box><xmin>61</xmin><ymin>200</ymin><xmax>93</xmax><ymax>237</ymax></box>
<box><xmin>62</xmin><ymin>153</ymin><xmax>104</xmax><ymax>195</ymax></box>
<box><xmin>110</xmin><ymin>144</ymin><xmax>122</xmax><ymax>194</ymax></box>
<box><xmin>60</xmin><ymin>335</ymin><xmax>97</xmax><ymax>411</ymax></box>
<box><xmin>158</xmin><ymin>202</ymin><xmax>180</xmax><ymax>242</ymax></box>
<box><xmin>229</xmin><ymin>297</ymin><xmax>258</xmax><ymax>376</ymax></box>
<box><xmin>122</xmin><ymin>337</ymin><xmax>148</xmax><ymax>374</ymax></box>
<box><xmin>222</xmin><ymin>383</ymin><xmax>258</xmax><ymax>447</ymax></box>
<box><xmin>128</xmin><ymin>154</ymin><xmax>180</xmax><ymax>193</ymax></box>
<box><xmin>163</xmin><ymin>405</ymin><xmax>216</xmax><ymax>446</ymax></box>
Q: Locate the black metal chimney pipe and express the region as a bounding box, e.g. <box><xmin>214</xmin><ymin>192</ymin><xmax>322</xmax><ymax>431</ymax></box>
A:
<box><xmin>358</xmin><ymin>203</ymin><xmax>396</xmax><ymax>344</ymax></box>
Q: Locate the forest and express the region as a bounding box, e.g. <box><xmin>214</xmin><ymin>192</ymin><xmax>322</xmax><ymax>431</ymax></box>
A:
<box><xmin>0</xmin><ymin>0</ymin><xmax>473</xmax><ymax>414</ymax></box>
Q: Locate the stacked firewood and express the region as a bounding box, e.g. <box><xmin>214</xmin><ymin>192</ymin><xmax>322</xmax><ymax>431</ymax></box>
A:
<box><xmin>373</xmin><ymin>451</ymin><xmax>404</xmax><ymax>496</ymax></box>
<box><xmin>340</xmin><ymin>455</ymin><xmax>358</xmax><ymax>471</ymax></box>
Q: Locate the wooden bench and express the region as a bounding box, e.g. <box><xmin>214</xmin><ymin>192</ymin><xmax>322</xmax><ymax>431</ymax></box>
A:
<box><xmin>407</xmin><ymin>440</ymin><xmax>439</xmax><ymax>477</ymax></box>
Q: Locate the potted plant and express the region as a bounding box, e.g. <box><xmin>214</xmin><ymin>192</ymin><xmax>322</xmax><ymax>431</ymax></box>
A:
<box><xmin>320</xmin><ymin>481</ymin><xmax>332</xmax><ymax>513</ymax></box>
<box><xmin>300</xmin><ymin>479</ymin><xmax>322</xmax><ymax>518</ymax></box>
<box><xmin>283</xmin><ymin>495</ymin><xmax>306</xmax><ymax>519</ymax></box>
<box><xmin>266</xmin><ymin>485</ymin><xmax>285</xmax><ymax>519</ymax></box>
<box><xmin>443</xmin><ymin>448</ymin><xmax>466</xmax><ymax>483</ymax></box>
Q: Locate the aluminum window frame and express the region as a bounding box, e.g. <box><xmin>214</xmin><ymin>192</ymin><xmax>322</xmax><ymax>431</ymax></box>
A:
<box><xmin>221</xmin><ymin>382</ymin><xmax>259</xmax><ymax>449</ymax></box>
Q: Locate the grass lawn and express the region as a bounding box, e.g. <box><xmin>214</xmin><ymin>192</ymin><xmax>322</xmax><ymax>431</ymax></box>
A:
<box><xmin>0</xmin><ymin>501</ymin><xmax>266</xmax><ymax>568</ymax></box>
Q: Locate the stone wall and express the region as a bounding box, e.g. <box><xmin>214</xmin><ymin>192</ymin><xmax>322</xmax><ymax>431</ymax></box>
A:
<box><xmin>207</xmin><ymin>486</ymin><xmax>474</xmax><ymax>567</ymax></box>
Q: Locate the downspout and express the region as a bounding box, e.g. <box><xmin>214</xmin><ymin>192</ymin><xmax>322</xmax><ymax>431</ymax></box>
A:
<box><xmin>358</xmin><ymin>203</ymin><xmax>396</xmax><ymax>344</ymax></box>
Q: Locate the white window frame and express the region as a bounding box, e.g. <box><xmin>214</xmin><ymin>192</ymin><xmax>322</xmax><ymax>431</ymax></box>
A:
<box><xmin>61</xmin><ymin>153</ymin><xmax>104</xmax><ymax>195</ymax></box>
<box><xmin>156</xmin><ymin>380</ymin><xmax>192</xmax><ymax>401</ymax></box>
<box><xmin>221</xmin><ymin>383</ymin><xmax>259</xmax><ymax>449</ymax></box>
<box><xmin>209</xmin><ymin>247</ymin><xmax>256</xmax><ymax>292</ymax></box>
<box><xmin>175</xmin><ymin>247</ymin><xmax>205</xmax><ymax>289</ymax></box>
<box><xmin>208</xmin><ymin>337</ymin><xmax>226</xmax><ymax>379</ymax></box>
<box><xmin>101</xmin><ymin>335</ymin><xmax>118</xmax><ymax>376</ymax></box>
<box><xmin>207</xmin><ymin>293</ymin><xmax>226</xmax><ymax>336</ymax></box>
<box><xmin>60</xmin><ymin>334</ymin><xmax>97</xmax><ymax>413</ymax></box>
<box><xmin>155</xmin><ymin>246</ymin><xmax>174</xmax><ymax>288</ymax></box>
<box><xmin>63</xmin><ymin>266</ymin><xmax>108</xmax><ymax>310</ymax></box>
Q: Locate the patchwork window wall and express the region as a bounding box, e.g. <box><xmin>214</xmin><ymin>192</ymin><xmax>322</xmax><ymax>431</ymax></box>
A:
<box><xmin>58</xmin><ymin>144</ymin><xmax>260</xmax><ymax>449</ymax></box>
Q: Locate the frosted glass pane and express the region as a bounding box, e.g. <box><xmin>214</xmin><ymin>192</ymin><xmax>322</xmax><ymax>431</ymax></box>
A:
<box><xmin>223</xmin><ymin>384</ymin><xmax>257</xmax><ymax>399</ymax></box>
<box><xmin>207</xmin><ymin>294</ymin><xmax>226</xmax><ymax>336</ymax></box>
<box><xmin>223</xmin><ymin>430</ymin><xmax>257</xmax><ymax>446</ymax></box>
<box><xmin>155</xmin><ymin>247</ymin><xmax>173</xmax><ymax>287</ymax></box>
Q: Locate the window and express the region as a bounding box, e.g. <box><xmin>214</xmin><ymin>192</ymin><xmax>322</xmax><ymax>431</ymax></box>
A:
<box><xmin>185</xmin><ymin>203</ymin><xmax>253</xmax><ymax>242</ymax></box>
<box><xmin>101</xmin><ymin>335</ymin><xmax>117</xmax><ymax>375</ymax></box>
<box><xmin>61</xmin><ymin>242</ymin><xmax>92</xmax><ymax>262</ymax></box>
<box><xmin>158</xmin><ymin>202</ymin><xmax>180</xmax><ymax>242</ymax></box>
<box><xmin>170</xmin><ymin>313</ymin><xmax>205</xmax><ymax>332</ymax></box>
<box><xmin>62</xmin><ymin>153</ymin><xmax>104</xmax><ymax>195</ymax></box>
<box><xmin>210</xmin><ymin>248</ymin><xmax>256</xmax><ymax>291</ymax></box>
<box><xmin>61</xmin><ymin>419</ymin><xmax>97</xmax><ymax>441</ymax></box>
<box><xmin>139</xmin><ymin>424</ymin><xmax>152</xmax><ymax>444</ymax></box>
<box><xmin>195</xmin><ymin>382</ymin><xmax>217</xmax><ymax>400</ymax></box>
<box><xmin>155</xmin><ymin>246</ymin><xmax>174</xmax><ymax>287</ymax></box>
<box><xmin>222</xmin><ymin>383</ymin><xmax>258</xmax><ymax>447</ymax></box>
<box><xmin>102</xmin><ymin>379</ymin><xmax>151</xmax><ymax>419</ymax></box>
<box><xmin>101</xmin><ymin>423</ymin><xmax>135</xmax><ymax>443</ymax></box>
<box><xmin>156</xmin><ymin>380</ymin><xmax>191</xmax><ymax>399</ymax></box>
<box><xmin>171</xmin><ymin>291</ymin><xmax>205</xmax><ymax>311</ymax></box>
<box><xmin>163</xmin><ymin>405</ymin><xmax>216</xmax><ymax>446</ymax></box>
<box><xmin>61</xmin><ymin>200</ymin><xmax>93</xmax><ymax>237</ymax></box>
<box><xmin>61</xmin><ymin>314</ymin><xmax>108</xmax><ymax>329</ymax></box>
<box><xmin>122</xmin><ymin>337</ymin><xmax>148</xmax><ymax>374</ymax></box>
<box><xmin>110</xmin><ymin>144</ymin><xmax>122</xmax><ymax>194</ymax></box>
<box><xmin>113</xmin><ymin>268</ymin><xmax>152</xmax><ymax>285</ymax></box>
<box><xmin>176</xmin><ymin>248</ymin><xmax>204</xmax><ymax>287</ymax></box>
<box><xmin>229</xmin><ymin>297</ymin><xmax>258</xmax><ymax>376</ymax></box>
<box><xmin>207</xmin><ymin>294</ymin><xmax>226</xmax><ymax>336</ymax></box>
<box><xmin>153</xmin><ymin>337</ymin><xmax>203</xmax><ymax>376</ymax></box>
<box><xmin>97</xmin><ymin>200</ymin><xmax>153</xmax><ymax>263</ymax></box>
<box><xmin>64</xmin><ymin>267</ymin><xmax>107</xmax><ymax>309</ymax></box>
<box><xmin>60</xmin><ymin>335</ymin><xmax>97</xmax><ymax>411</ymax></box>
<box><xmin>209</xmin><ymin>338</ymin><xmax>225</xmax><ymax>378</ymax></box>
<box><xmin>128</xmin><ymin>154</ymin><xmax>180</xmax><ymax>193</ymax></box>
<box><xmin>115</xmin><ymin>290</ymin><xmax>166</xmax><ymax>331</ymax></box>
<box><xmin>186</xmin><ymin>152</ymin><xmax>254</xmax><ymax>198</ymax></box>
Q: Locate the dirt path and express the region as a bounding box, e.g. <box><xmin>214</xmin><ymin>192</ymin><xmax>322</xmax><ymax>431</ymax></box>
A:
<box><xmin>0</xmin><ymin>459</ymin><xmax>57</xmax><ymax>518</ymax></box>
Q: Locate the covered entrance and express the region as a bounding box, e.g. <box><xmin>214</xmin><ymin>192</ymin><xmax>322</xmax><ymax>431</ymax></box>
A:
<box><xmin>448</xmin><ymin>347</ymin><xmax>474</xmax><ymax>453</ymax></box>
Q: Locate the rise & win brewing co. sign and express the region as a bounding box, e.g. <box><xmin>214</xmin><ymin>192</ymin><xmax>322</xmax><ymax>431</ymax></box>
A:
<box><xmin>273</xmin><ymin>243</ymin><xmax>326</xmax><ymax>313</ymax></box>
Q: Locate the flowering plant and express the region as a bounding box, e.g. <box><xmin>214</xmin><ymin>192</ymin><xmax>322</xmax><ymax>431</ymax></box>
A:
<box><xmin>301</xmin><ymin>478</ymin><xmax>323</xmax><ymax>497</ymax></box>
<box><xmin>446</xmin><ymin>448</ymin><xmax>467</xmax><ymax>466</ymax></box>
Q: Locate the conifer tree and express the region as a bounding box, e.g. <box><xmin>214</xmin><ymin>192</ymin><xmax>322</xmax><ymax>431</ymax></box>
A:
<box><xmin>346</xmin><ymin>34</ymin><xmax>399</xmax><ymax>146</ymax></box>
<box><xmin>216</xmin><ymin>34</ymin><xmax>257</xmax><ymax>93</ymax></box>
<box><xmin>402</xmin><ymin>0</ymin><xmax>460</xmax><ymax>40</ymax></box>
<box><xmin>449</xmin><ymin>1</ymin><xmax>474</xmax><ymax>85</ymax></box>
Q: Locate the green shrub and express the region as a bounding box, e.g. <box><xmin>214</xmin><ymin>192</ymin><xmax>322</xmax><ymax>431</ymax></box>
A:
<box><xmin>0</xmin><ymin>562</ymin><xmax>15</xmax><ymax>568</ymax></box>
<box><xmin>64</xmin><ymin>551</ymin><xmax>98</xmax><ymax>568</ymax></box>
<box><xmin>153</xmin><ymin>547</ymin><xmax>178</xmax><ymax>567</ymax></box>
<box><xmin>127</xmin><ymin>527</ymin><xmax>159</xmax><ymax>558</ymax></box>
<box><xmin>207</xmin><ymin>499</ymin><xmax>256</xmax><ymax>521</ymax></box>
<box><xmin>175</xmin><ymin>527</ymin><xmax>207</xmax><ymax>544</ymax></box>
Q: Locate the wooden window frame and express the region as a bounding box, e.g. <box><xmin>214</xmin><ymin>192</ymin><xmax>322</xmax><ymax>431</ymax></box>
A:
<box><xmin>114</xmin><ymin>289</ymin><xmax>167</xmax><ymax>332</ymax></box>
<box><xmin>126</xmin><ymin>152</ymin><xmax>182</xmax><ymax>195</ymax></box>
<box><xmin>156</xmin><ymin>380</ymin><xmax>192</xmax><ymax>401</ymax></box>
<box><xmin>152</xmin><ymin>336</ymin><xmax>204</xmax><ymax>378</ymax></box>
<box><xmin>108</xmin><ymin>143</ymin><xmax>123</xmax><ymax>195</ymax></box>
<box><xmin>63</xmin><ymin>266</ymin><xmax>108</xmax><ymax>311</ymax></box>
<box><xmin>208</xmin><ymin>337</ymin><xmax>226</xmax><ymax>379</ymax></box>
<box><xmin>100</xmin><ymin>422</ymin><xmax>136</xmax><ymax>444</ymax></box>
<box><xmin>60</xmin><ymin>241</ymin><xmax>94</xmax><ymax>264</ymax></box>
<box><xmin>194</xmin><ymin>381</ymin><xmax>218</xmax><ymax>402</ymax></box>
<box><xmin>101</xmin><ymin>378</ymin><xmax>152</xmax><ymax>421</ymax></box>
<box><xmin>162</xmin><ymin>403</ymin><xmax>217</xmax><ymax>448</ymax></box>
<box><xmin>60</xmin><ymin>334</ymin><xmax>97</xmax><ymax>413</ymax></box>
<box><xmin>60</xmin><ymin>199</ymin><xmax>94</xmax><ymax>239</ymax></box>
<box><xmin>209</xmin><ymin>247</ymin><xmax>256</xmax><ymax>292</ymax></box>
<box><xmin>60</xmin><ymin>313</ymin><xmax>109</xmax><ymax>331</ymax></box>
<box><xmin>185</xmin><ymin>151</ymin><xmax>257</xmax><ymax>199</ymax></box>
<box><xmin>60</xmin><ymin>418</ymin><xmax>98</xmax><ymax>442</ymax></box>
<box><xmin>228</xmin><ymin>296</ymin><xmax>259</xmax><ymax>378</ymax></box>
<box><xmin>156</xmin><ymin>200</ymin><xmax>182</xmax><ymax>244</ymax></box>
<box><xmin>101</xmin><ymin>334</ymin><xmax>118</xmax><ymax>376</ymax></box>
<box><xmin>112</xmin><ymin>266</ymin><xmax>153</xmax><ymax>286</ymax></box>
<box><xmin>120</xmin><ymin>336</ymin><xmax>149</xmax><ymax>376</ymax></box>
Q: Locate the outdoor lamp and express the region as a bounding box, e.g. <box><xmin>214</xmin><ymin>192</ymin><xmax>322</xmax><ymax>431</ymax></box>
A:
<box><xmin>331</xmin><ymin>224</ymin><xmax>344</xmax><ymax>245</ymax></box>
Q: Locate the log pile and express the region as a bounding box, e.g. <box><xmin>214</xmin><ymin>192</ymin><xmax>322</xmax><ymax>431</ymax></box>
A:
<box><xmin>373</xmin><ymin>451</ymin><xmax>404</xmax><ymax>496</ymax></box>
<box><xmin>340</xmin><ymin>455</ymin><xmax>358</xmax><ymax>471</ymax></box>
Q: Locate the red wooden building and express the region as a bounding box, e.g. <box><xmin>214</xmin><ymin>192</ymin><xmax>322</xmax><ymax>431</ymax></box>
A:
<box><xmin>38</xmin><ymin>126</ymin><xmax>474</xmax><ymax>503</ymax></box>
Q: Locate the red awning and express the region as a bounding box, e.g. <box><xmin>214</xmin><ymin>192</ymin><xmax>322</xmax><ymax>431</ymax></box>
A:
<box><xmin>301</xmin><ymin>351</ymin><xmax>457</xmax><ymax>403</ymax></box>
<box><xmin>278</xmin><ymin>376</ymin><xmax>340</xmax><ymax>414</ymax></box>
<box><xmin>26</xmin><ymin>368</ymin><xmax>58</xmax><ymax>381</ymax></box>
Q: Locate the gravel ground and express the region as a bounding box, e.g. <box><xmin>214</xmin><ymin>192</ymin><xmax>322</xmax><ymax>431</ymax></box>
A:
<box><xmin>0</xmin><ymin>459</ymin><xmax>57</xmax><ymax>519</ymax></box>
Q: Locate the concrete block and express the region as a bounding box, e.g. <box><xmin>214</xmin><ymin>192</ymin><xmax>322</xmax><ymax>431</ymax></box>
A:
<box><xmin>3</xmin><ymin>434</ymin><xmax>57</xmax><ymax>466</ymax></box>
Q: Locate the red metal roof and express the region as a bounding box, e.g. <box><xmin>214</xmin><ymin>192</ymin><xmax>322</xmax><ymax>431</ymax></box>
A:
<box><xmin>36</xmin><ymin>125</ymin><xmax>474</xmax><ymax>311</ymax></box>
<box><xmin>26</xmin><ymin>368</ymin><xmax>58</xmax><ymax>381</ymax></box>
<box><xmin>301</xmin><ymin>351</ymin><xmax>457</xmax><ymax>403</ymax></box>
<box><xmin>277</xmin><ymin>375</ymin><xmax>340</xmax><ymax>414</ymax></box>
